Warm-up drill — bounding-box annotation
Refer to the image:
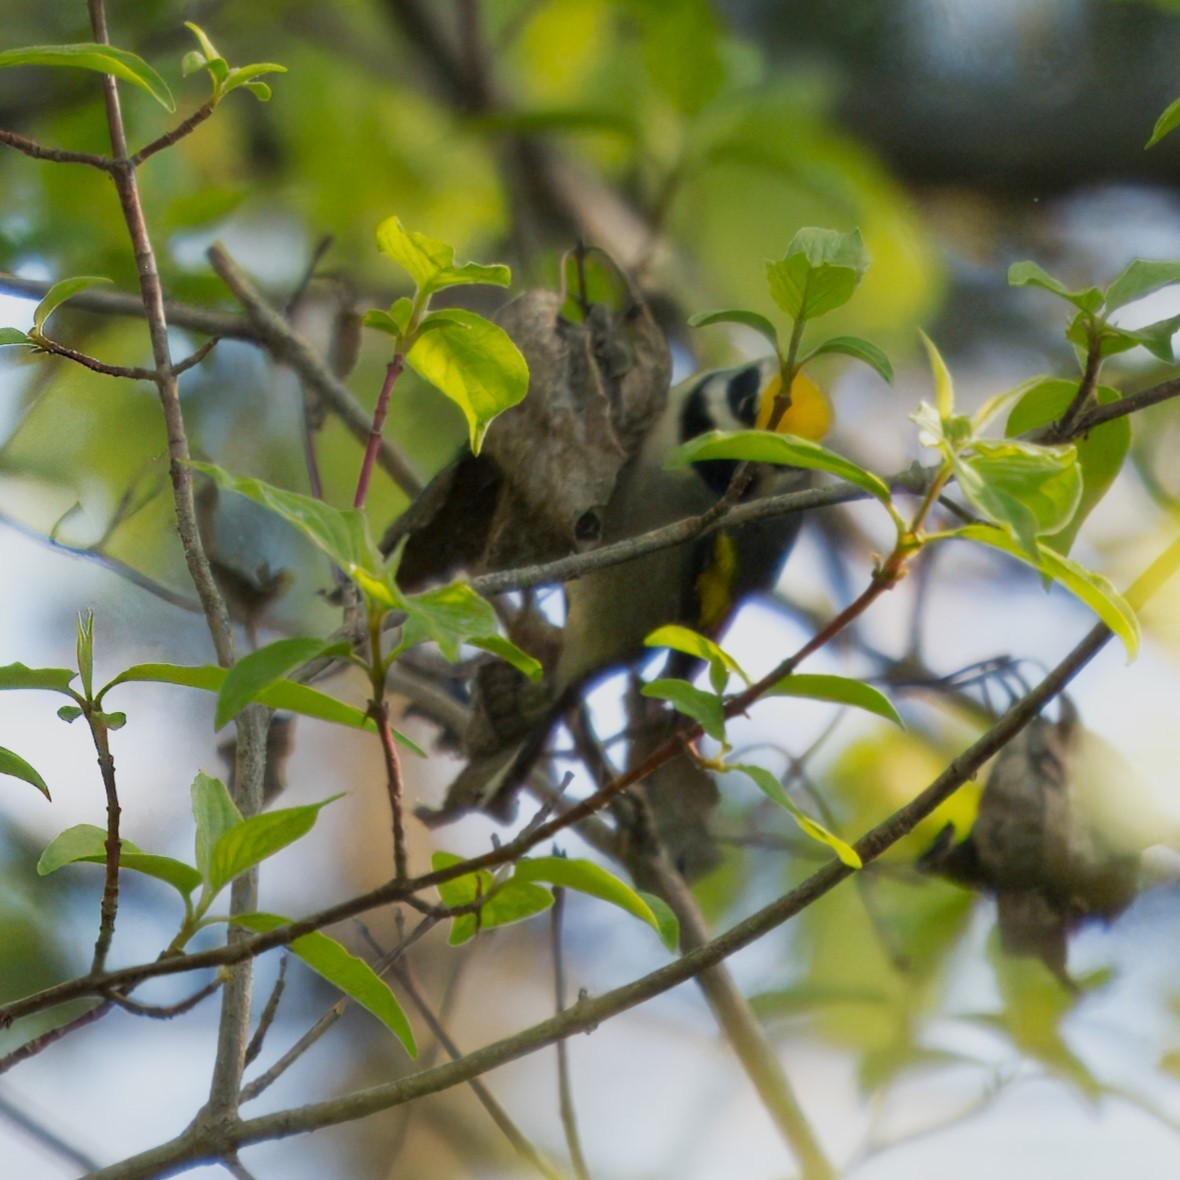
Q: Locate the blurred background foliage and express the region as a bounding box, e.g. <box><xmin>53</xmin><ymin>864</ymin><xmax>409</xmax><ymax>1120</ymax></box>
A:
<box><xmin>3</xmin><ymin>1</ymin><xmax>1180</xmax><ymax>1177</ymax></box>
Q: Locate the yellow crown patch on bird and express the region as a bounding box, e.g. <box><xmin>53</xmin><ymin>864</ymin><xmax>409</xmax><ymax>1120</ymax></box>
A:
<box><xmin>755</xmin><ymin>369</ymin><xmax>832</xmax><ymax>441</ymax></box>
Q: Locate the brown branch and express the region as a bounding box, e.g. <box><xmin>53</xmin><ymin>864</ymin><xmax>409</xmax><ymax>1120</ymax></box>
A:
<box><xmin>81</xmin><ymin>615</ymin><xmax>1114</xmax><ymax>1180</ymax></box>
<box><xmin>131</xmin><ymin>99</ymin><xmax>217</xmax><ymax>166</ymax></box>
<box><xmin>88</xmin><ymin>718</ymin><xmax>122</xmax><ymax>975</ymax></box>
<box><xmin>550</xmin><ymin>890</ymin><xmax>592</xmax><ymax>1180</ymax></box>
<box><xmin>0</xmin><ymin>1000</ymin><xmax>113</xmax><ymax>1075</ymax></box>
<box><xmin>0</xmin><ymin>126</ymin><xmax>117</xmax><ymax>171</ymax></box>
<box><xmin>105</xmin><ymin>978</ymin><xmax>221</xmax><ymax>1019</ymax></box>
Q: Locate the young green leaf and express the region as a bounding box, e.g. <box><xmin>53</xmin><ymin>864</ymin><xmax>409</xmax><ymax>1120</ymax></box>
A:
<box><xmin>688</xmin><ymin>308</ymin><xmax>780</xmax><ymax>353</ymax></box>
<box><xmin>0</xmin><ymin>44</ymin><xmax>175</xmax><ymax>111</ymax></box>
<box><xmin>432</xmin><ymin>852</ymin><xmax>553</xmax><ymax>946</ymax></box>
<box><xmin>1103</xmin><ymin>259</ymin><xmax>1180</xmax><ymax>312</ymax></box>
<box><xmin>0</xmin><ymin>746</ymin><xmax>51</xmax><ymax>799</ymax></box>
<box><xmin>215</xmin><ymin>636</ymin><xmax>351</xmax><ymax>730</ymax></box>
<box><xmin>192</xmin><ymin>772</ymin><xmax>242</xmax><ymax>884</ymax></box>
<box><xmin>37</xmin><ymin>824</ymin><xmax>203</xmax><ymax>896</ymax></box>
<box><xmin>513</xmin><ymin>856</ymin><xmax>667</xmax><ymax>941</ymax></box>
<box><xmin>951</xmin><ymin>524</ymin><xmax>1139</xmax><ymax>660</ymax></box>
<box><xmin>635</xmin><ymin>891</ymin><xmax>680</xmax><ymax>951</ymax></box>
<box><xmin>767</xmin><ymin>674</ymin><xmax>903</xmax><ymax>727</ymax></box>
<box><xmin>955</xmin><ymin>440</ymin><xmax>1083</xmax><ymax>560</ymax></box>
<box><xmin>0</xmin><ymin>663</ymin><xmax>77</xmax><ymax>694</ymax></box>
<box><xmin>1006</xmin><ymin>379</ymin><xmax>1130</xmax><ymax>556</ymax></box>
<box><xmin>802</xmin><ymin>335</ymin><xmax>893</xmax><ymax>384</ymax></box>
<box><xmin>206</xmin><ymin>795</ymin><xmax>342</xmax><ymax>898</ymax></box>
<box><xmin>468</xmin><ymin>635</ymin><xmax>544</xmax><ymax>681</ymax></box>
<box><xmin>766</xmin><ymin>228</ymin><xmax>870</xmax><ymax>321</ymax></box>
<box><xmin>32</xmin><ymin>276</ymin><xmax>113</xmax><ymax>334</ymax></box>
<box><xmin>75</xmin><ymin>611</ymin><xmax>94</xmax><ymax>700</ymax></box>
<box><xmin>642</xmin><ymin>679</ymin><xmax>726</xmax><ymax>743</ymax></box>
<box><xmin>103</xmin><ymin>662</ymin><xmax>396</xmax><ymax>742</ymax></box>
<box><xmin>231</xmin><ymin>912</ymin><xmax>416</xmax><ymax>1054</ymax></box>
<box><xmin>375</xmin><ymin>216</ymin><xmax>511</xmax><ymax>296</ymax></box>
<box><xmin>408</xmin><ymin>309</ymin><xmax>528</xmax><ymax>454</ymax></box>
<box><xmin>218</xmin><ymin>63</ymin><xmax>286</xmax><ymax>102</ymax></box>
<box><xmin>189</xmin><ymin>462</ymin><xmax>381</xmax><ymax>582</ymax></box>
<box><xmin>729</xmin><ymin>764</ymin><xmax>862</xmax><ymax>868</ymax></box>
<box><xmin>0</xmin><ymin>328</ymin><xmax>33</xmax><ymax>347</ymax></box>
<box><xmin>644</xmin><ymin>624</ymin><xmax>749</xmax><ymax>694</ymax></box>
<box><xmin>1008</xmin><ymin>261</ymin><xmax>1104</xmax><ymax>314</ymax></box>
<box><xmin>57</xmin><ymin>705</ymin><xmax>84</xmax><ymax>724</ymax></box>
<box><xmin>1147</xmin><ymin>94</ymin><xmax>1180</xmax><ymax>148</ymax></box>
<box><xmin>669</xmin><ymin>429</ymin><xmax>892</xmax><ymax>508</ymax></box>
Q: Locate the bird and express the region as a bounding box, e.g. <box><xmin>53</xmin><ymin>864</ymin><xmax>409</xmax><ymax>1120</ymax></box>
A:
<box><xmin>420</xmin><ymin>355</ymin><xmax>829</xmax><ymax>873</ymax></box>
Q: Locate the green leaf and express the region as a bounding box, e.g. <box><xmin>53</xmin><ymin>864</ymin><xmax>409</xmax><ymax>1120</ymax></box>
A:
<box><xmin>219</xmin><ymin>63</ymin><xmax>287</xmax><ymax>101</ymax></box>
<box><xmin>0</xmin><ymin>43</ymin><xmax>175</xmax><ymax>111</ymax></box>
<box><xmin>206</xmin><ymin>795</ymin><xmax>341</xmax><ymax>898</ymax></box>
<box><xmin>232</xmin><ymin>912</ymin><xmax>416</xmax><ymax>1055</ymax></box>
<box><xmin>918</xmin><ymin>329</ymin><xmax>956</xmax><ymax>422</ymax></box>
<box><xmin>1147</xmin><ymin>94</ymin><xmax>1180</xmax><ymax>148</ymax></box>
<box><xmin>767</xmin><ymin>674</ymin><xmax>903</xmax><ymax>727</ymax></box>
<box><xmin>375</xmin><ymin>216</ymin><xmax>511</xmax><ymax>296</ymax></box>
<box><xmin>183</xmin><ymin>21</ymin><xmax>221</xmax><ymax>66</ymax></box>
<box><xmin>76</xmin><ymin>611</ymin><xmax>94</xmax><ymax>700</ymax></box>
<box><xmin>468</xmin><ymin>635</ymin><xmax>544</xmax><ymax>681</ymax></box>
<box><xmin>688</xmin><ymin>308</ymin><xmax>779</xmax><ymax>353</ymax></box>
<box><xmin>57</xmin><ymin>705</ymin><xmax>83</xmax><ymax>723</ymax></box>
<box><xmin>362</xmin><ymin>308</ymin><xmax>404</xmax><ymax>340</ymax></box>
<box><xmin>0</xmin><ymin>663</ymin><xmax>76</xmax><ymax>694</ymax></box>
<box><xmin>192</xmin><ymin>772</ymin><xmax>242</xmax><ymax>883</ymax></box>
<box><xmin>215</xmin><ymin>636</ymin><xmax>348</xmax><ymax>730</ymax></box>
<box><xmin>1008</xmin><ymin>261</ymin><xmax>1104</xmax><ymax>314</ymax></box>
<box><xmin>0</xmin><ymin>327</ymin><xmax>33</xmax><ymax>346</ymax></box>
<box><xmin>103</xmin><ymin>663</ymin><xmax>397</xmax><ymax>743</ymax></box>
<box><xmin>766</xmin><ymin>228</ymin><xmax>869</xmax><ymax>321</ymax></box>
<box><xmin>636</xmin><ymin>891</ymin><xmax>680</xmax><ymax>951</ymax></box>
<box><xmin>669</xmin><ymin>429</ymin><xmax>892</xmax><ymax>508</ymax></box>
<box><xmin>955</xmin><ymin>439</ymin><xmax>1083</xmax><ymax>560</ymax></box>
<box><xmin>37</xmin><ymin>824</ymin><xmax>202</xmax><ymax>896</ymax></box>
<box><xmin>514</xmin><ymin>856</ymin><xmax>667</xmax><ymax>941</ymax></box>
<box><xmin>432</xmin><ymin>852</ymin><xmax>552</xmax><ymax>946</ymax></box>
<box><xmin>0</xmin><ymin>746</ymin><xmax>51</xmax><ymax>798</ymax></box>
<box><xmin>728</xmin><ymin>764</ymin><xmax>862</xmax><ymax>868</ymax></box>
<box><xmin>952</xmin><ymin>525</ymin><xmax>1139</xmax><ymax>660</ymax></box>
<box><xmin>803</xmin><ymin>335</ymin><xmax>893</xmax><ymax>384</ymax></box>
<box><xmin>1104</xmin><ymin>260</ymin><xmax>1180</xmax><ymax>312</ymax></box>
<box><xmin>1006</xmin><ymin>379</ymin><xmax>1131</xmax><ymax>556</ymax></box>
<box><xmin>1081</xmin><ymin>315</ymin><xmax>1180</xmax><ymax>363</ymax></box>
<box><xmin>189</xmin><ymin>463</ymin><xmax>382</xmax><ymax>585</ymax></box>
<box><xmin>408</xmin><ymin>309</ymin><xmax>528</xmax><ymax>454</ymax></box>
<box><xmin>644</xmin><ymin>624</ymin><xmax>748</xmax><ymax>694</ymax></box>
<box><xmin>642</xmin><ymin>679</ymin><xmax>726</xmax><ymax>743</ymax></box>
<box><xmin>400</xmin><ymin>581</ymin><xmax>511</xmax><ymax>662</ymax></box>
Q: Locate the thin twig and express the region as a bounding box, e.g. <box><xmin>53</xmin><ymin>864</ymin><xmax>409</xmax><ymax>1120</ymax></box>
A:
<box><xmin>354</xmin><ymin>355</ymin><xmax>406</xmax><ymax>507</ymax></box>
<box><xmin>131</xmin><ymin>99</ymin><xmax>217</xmax><ymax>166</ymax></box>
<box><xmin>0</xmin><ymin>127</ymin><xmax>117</xmax><ymax>171</ymax></box>
<box><xmin>104</xmin><ymin>979</ymin><xmax>222</xmax><ymax>1019</ymax></box>
<box><xmin>0</xmin><ymin>1001</ymin><xmax>113</xmax><ymax>1075</ymax></box>
<box><xmin>88</xmin><ymin>717</ymin><xmax>121</xmax><ymax>975</ymax></box>
<box><xmin>550</xmin><ymin>889</ymin><xmax>591</xmax><ymax>1180</ymax></box>
<box><xmin>243</xmin><ymin>956</ymin><xmax>288</xmax><ymax>1068</ymax></box>
<box><xmin>391</xmin><ymin>960</ymin><xmax>568</xmax><ymax>1180</ymax></box>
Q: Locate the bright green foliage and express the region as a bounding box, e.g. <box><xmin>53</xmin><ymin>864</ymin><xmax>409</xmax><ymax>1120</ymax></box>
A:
<box><xmin>231</xmin><ymin>912</ymin><xmax>416</xmax><ymax>1053</ymax></box>
<box><xmin>0</xmin><ymin>663</ymin><xmax>77</xmax><ymax>694</ymax></box>
<box><xmin>38</xmin><ymin>824</ymin><xmax>203</xmax><ymax>895</ymax></box>
<box><xmin>727</xmin><ymin>763</ymin><xmax>862</xmax><ymax>868</ymax></box>
<box><xmin>642</xmin><ymin>677</ymin><xmax>728</xmax><ymax>742</ymax></box>
<box><xmin>0</xmin><ymin>43</ymin><xmax>175</xmax><ymax>111</ymax></box>
<box><xmin>0</xmin><ymin>746</ymin><xmax>51</xmax><ymax>798</ymax></box>
<box><xmin>1147</xmin><ymin>92</ymin><xmax>1180</xmax><ymax>147</ymax></box>
<box><xmin>766</xmin><ymin>228</ymin><xmax>871</xmax><ymax>321</ymax></box>
<box><xmin>669</xmin><ymin>429</ymin><xmax>894</xmax><ymax>510</ymax></box>
<box><xmin>365</xmin><ymin>216</ymin><xmax>526</xmax><ymax>454</ymax></box>
<box><xmin>644</xmin><ymin>623</ymin><xmax>750</xmax><ymax>694</ymax></box>
<box><xmin>767</xmin><ymin>674</ymin><xmax>903</xmax><ymax>729</ymax></box>
<box><xmin>182</xmin><ymin>23</ymin><xmax>286</xmax><ymax>104</ymax></box>
<box><xmin>1005</xmin><ymin>380</ymin><xmax>1131</xmax><ymax>555</ymax></box>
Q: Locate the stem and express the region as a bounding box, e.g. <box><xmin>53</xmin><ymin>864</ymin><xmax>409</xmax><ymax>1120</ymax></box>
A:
<box><xmin>372</xmin><ymin>698</ymin><xmax>409</xmax><ymax>880</ymax></box>
<box><xmin>550</xmin><ymin>890</ymin><xmax>591</xmax><ymax>1180</ymax></box>
<box><xmin>354</xmin><ymin>355</ymin><xmax>406</xmax><ymax>508</ymax></box>
<box><xmin>87</xmin><ymin>716</ymin><xmax>121</xmax><ymax>975</ymax></box>
<box><xmin>1053</xmin><ymin>334</ymin><xmax>1103</xmax><ymax>440</ymax></box>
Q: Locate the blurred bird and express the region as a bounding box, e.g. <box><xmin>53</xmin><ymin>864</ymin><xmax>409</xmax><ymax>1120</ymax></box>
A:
<box><xmin>423</xmin><ymin>356</ymin><xmax>830</xmax><ymax>872</ymax></box>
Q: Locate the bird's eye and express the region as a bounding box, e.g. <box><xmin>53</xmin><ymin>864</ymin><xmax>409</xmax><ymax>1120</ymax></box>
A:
<box><xmin>574</xmin><ymin>509</ymin><xmax>603</xmax><ymax>546</ymax></box>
